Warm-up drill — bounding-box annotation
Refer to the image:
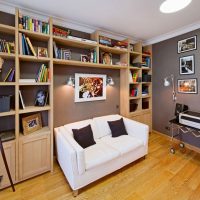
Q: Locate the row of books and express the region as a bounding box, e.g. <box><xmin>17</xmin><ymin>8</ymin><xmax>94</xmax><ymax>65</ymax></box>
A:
<box><xmin>0</xmin><ymin>39</ymin><xmax>15</xmax><ymax>54</ymax></box>
<box><xmin>36</xmin><ymin>64</ymin><xmax>50</xmax><ymax>82</ymax></box>
<box><xmin>19</xmin><ymin>89</ymin><xmax>49</xmax><ymax>110</ymax></box>
<box><xmin>3</xmin><ymin>68</ymin><xmax>15</xmax><ymax>82</ymax></box>
<box><xmin>19</xmin><ymin>13</ymin><xmax>49</xmax><ymax>34</ymax></box>
<box><xmin>53</xmin><ymin>42</ymin><xmax>71</xmax><ymax>60</ymax></box>
<box><xmin>130</xmin><ymin>88</ymin><xmax>138</xmax><ymax>97</ymax></box>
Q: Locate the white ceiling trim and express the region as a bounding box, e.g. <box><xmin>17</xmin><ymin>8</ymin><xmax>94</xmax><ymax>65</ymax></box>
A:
<box><xmin>0</xmin><ymin>1</ymin><xmax>139</xmax><ymax>43</ymax></box>
<box><xmin>1</xmin><ymin>0</ymin><xmax>200</xmax><ymax>45</ymax></box>
<box><xmin>144</xmin><ymin>20</ymin><xmax>200</xmax><ymax>45</ymax></box>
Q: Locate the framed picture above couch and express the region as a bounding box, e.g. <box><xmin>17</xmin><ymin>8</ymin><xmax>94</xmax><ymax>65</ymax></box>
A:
<box><xmin>75</xmin><ymin>73</ymin><xmax>107</xmax><ymax>102</ymax></box>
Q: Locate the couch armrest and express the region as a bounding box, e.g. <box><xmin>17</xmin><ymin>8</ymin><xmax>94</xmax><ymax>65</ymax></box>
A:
<box><xmin>57</xmin><ymin>127</ymin><xmax>86</xmax><ymax>175</ymax></box>
<box><xmin>123</xmin><ymin>117</ymin><xmax>149</xmax><ymax>145</ymax></box>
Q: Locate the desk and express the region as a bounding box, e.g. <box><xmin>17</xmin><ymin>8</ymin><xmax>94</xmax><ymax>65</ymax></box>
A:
<box><xmin>169</xmin><ymin>118</ymin><xmax>200</xmax><ymax>154</ymax></box>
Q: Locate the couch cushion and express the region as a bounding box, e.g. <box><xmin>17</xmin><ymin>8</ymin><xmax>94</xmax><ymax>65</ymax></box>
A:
<box><xmin>72</xmin><ymin>125</ymin><xmax>96</xmax><ymax>149</ymax></box>
<box><xmin>93</xmin><ymin>114</ymin><xmax>122</xmax><ymax>138</ymax></box>
<box><xmin>84</xmin><ymin>142</ymin><xmax>120</xmax><ymax>170</ymax></box>
<box><xmin>100</xmin><ymin>135</ymin><xmax>143</xmax><ymax>155</ymax></box>
<box><xmin>108</xmin><ymin>118</ymin><xmax>128</xmax><ymax>137</ymax></box>
<box><xmin>63</xmin><ymin>119</ymin><xmax>99</xmax><ymax>140</ymax></box>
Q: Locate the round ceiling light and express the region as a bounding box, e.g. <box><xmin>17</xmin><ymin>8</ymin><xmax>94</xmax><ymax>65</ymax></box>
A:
<box><xmin>160</xmin><ymin>0</ymin><xmax>192</xmax><ymax>13</ymax></box>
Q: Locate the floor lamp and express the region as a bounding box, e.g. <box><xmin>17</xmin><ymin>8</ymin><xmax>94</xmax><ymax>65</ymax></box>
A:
<box><xmin>164</xmin><ymin>74</ymin><xmax>177</xmax><ymax>101</ymax></box>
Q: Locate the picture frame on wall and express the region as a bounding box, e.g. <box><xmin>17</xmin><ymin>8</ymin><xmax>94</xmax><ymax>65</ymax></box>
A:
<box><xmin>75</xmin><ymin>73</ymin><xmax>107</xmax><ymax>102</ymax></box>
<box><xmin>179</xmin><ymin>55</ymin><xmax>195</xmax><ymax>75</ymax></box>
<box><xmin>178</xmin><ymin>36</ymin><xmax>197</xmax><ymax>53</ymax></box>
<box><xmin>178</xmin><ymin>79</ymin><xmax>197</xmax><ymax>94</ymax></box>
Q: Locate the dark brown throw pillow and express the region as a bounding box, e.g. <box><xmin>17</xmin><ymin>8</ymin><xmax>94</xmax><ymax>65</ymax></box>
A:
<box><xmin>72</xmin><ymin>125</ymin><xmax>96</xmax><ymax>149</ymax></box>
<box><xmin>108</xmin><ymin>118</ymin><xmax>128</xmax><ymax>138</ymax></box>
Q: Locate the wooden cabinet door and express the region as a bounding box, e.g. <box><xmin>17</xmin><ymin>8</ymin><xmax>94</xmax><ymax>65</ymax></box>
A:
<box><xmin>0</xmin><ymin>140</ymin><xmax>15</xmax><ymax>189</ymax></box>
<box><xmin>19</xmin><ymin>133</ymin><xmax>50</xmax><ymax>180</ymax></box>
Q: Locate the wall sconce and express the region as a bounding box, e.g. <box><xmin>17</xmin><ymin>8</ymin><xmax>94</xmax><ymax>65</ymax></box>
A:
<box><xmin>163</xmin><ymin>74</ymin><xmax>176</xmax><ymax>101</ymax></box>
<box><xmin>107</xmin><ymin>77</ymin><xmax>114</xmax><ymax>86</ymax></box>
<box><xmin>66</xmin><ymin>76</ymin><xmax>75</xmax><ymax>87</ymax></box>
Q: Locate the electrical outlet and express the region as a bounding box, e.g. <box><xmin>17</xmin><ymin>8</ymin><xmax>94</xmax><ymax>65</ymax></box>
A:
<box><xmin>0</xmin><ymin>175</ymin><xmax>3</xmax><ymax>183</ymax></box>
<box><xmin>165</xmin><ymin>126</ymin><xmax>170</xmax><ymax>131</ymax></box>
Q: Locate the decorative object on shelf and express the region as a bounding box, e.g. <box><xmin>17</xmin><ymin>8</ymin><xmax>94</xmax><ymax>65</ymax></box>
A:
<box><xmin>179</xmin><ymin>55</ymin><xmax>194</xmax><ymax>75</ymax></box>
<box><xmin>0</xmin><ymin>95</ymin><xmax>12</xmax><ymax>112</ymax></box>
<box><xmin>0</xmin><ymin>39</ymin><xmax>15</xmax><ymax>54</ymax></box>
<box><xmin>178</xmin><ymin>36</ymin><xmax>197</xmax><ymax>54</ymax></box>
<box><xmin>19</xmin><ymin>12</ymin><xmax>49</xmax><ymax>34</ymax></box>
<box><xmin>81</xmin><ymin>55</ymin><xmax>89</xmax><ymax>62</ymax></box>
<box><xmin>35</xmin><ymin>90</ymin><xmax>48</xmax><ymax>106</ymax></box>
<box><xmin>66</xmin><ymin>76</ymin><xmax>75</xmax><ymax>87</ymax></box>
<box><xmin>106</xmin><ymin>77</ymin><xmax>114</xmax><ymax>86</ymax></box>
<box><xmin>0</xmin><ymin>57</ymin><xmax>4</xmax><ymax>73</ymax></box>
<box><xmin>38</xmin><ymin>47</ymin><xmax>48</xmax><ymax>58</ymax></box>
<box><xmin>129</xmin><ymin>70</ymin><xmax>133</xmax><ymax>83</ymax></box>
<box><xmin>99</xmin><ymin>36</ymin><xmax>112</xmax><ymax>47</ymax></box>
<box><xmin>19</xmin><ymin>90</ymin><xmax>25</xmax><ymax>109</ymax></box>
<box><xmin>164</xmin><ymin>74</ymin><xmax>177</xmax><ymax>101</ymax></box>
<box><xmin>102</xmin><ymin>52</ymin><xmax>112</xmax><ymax>65</ymax></box>
<box><xmin>0</xmin><ymin>130</ymin><xmax>15</xmax><ymax>142</ymax></box>
<box><xmin>113</xmin><ymin>41</ymin><xmax>128</xmax><ymax>49</ymax></box>
<box><xmin>75</xmin><ymin>73</ymin><xmax>106</xmax><ymax>102</ymax></box>
<box><xmin>177</xmin><ymin>79</ymin><xmax>197</xmax><ymax>94</ymax></box>
<box><xmin>142</xmin><ymin>57</ymin><xmax>151</xmax><ymax>68</ymax></box>
<box><xmin>53</xmin><ymin>41</ymin><xmax>71</xmax><ymax>60</ymax></box>
<box><xmin>53</xmin><ymin>26</ymin><xmax>70</xmax><ymax>38</ymax></box>
<box><xmin>22</xmin><ymin>113</ymin><xmax>42</xmax><ymax>135</ymax></box>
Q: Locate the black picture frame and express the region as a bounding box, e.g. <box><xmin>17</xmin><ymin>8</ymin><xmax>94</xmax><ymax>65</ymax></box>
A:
<box><xmin>177</xmin><ymin>35</ymin><xmax>197</xmax><ymax>54</ymax></box>
<box><xmin>179</xmin><ymin>55</ymin><xmax>195</xmax><ymax>75</ymax></box>
<box><xmin>177</xmin><ymin>78</ymin><xmax>198</xmax><ymax>94</ymax></box>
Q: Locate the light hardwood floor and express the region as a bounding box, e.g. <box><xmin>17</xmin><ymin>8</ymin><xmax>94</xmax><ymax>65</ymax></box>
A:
<box><xmin>0</xmin><ymin>132</ymin><xmax>200</xmax><ymax>200</ymax></box>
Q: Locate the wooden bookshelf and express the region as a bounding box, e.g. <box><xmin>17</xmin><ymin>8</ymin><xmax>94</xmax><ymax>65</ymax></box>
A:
<box><xmin>0</xmin><ymin>8</ymin><xmax>152</xmax><ymax>190</ymax></box>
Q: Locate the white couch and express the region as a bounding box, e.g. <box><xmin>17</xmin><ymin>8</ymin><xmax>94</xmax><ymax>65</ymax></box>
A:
<box><xmin>54</xmin><ymin>114</ymin><xmax>149</xmax><ymax>195</ymax></box>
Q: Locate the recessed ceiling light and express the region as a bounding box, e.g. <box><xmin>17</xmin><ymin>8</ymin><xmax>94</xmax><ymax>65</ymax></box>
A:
<box><xmin>160</xmin><ymin>0</ymin><xmax>192</xmax><ymax>13</ymax></box>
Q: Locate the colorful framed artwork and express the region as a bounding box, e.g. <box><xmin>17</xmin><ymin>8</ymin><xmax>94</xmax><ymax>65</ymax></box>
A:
<box><xmin>178</xmin><ymin>79</ymin><xmax>198</xmax><ymax>94</ymax></box>
<box><xmin>75</xmin><ymin>73</ymin><xmax>107</xmax><ymax>102</ymax></box>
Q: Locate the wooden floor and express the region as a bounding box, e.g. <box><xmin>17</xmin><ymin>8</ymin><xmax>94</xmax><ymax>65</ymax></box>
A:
<box><xmin>0</xmin><ymin>132</ymin><xmax>200</xmax><ymax>200</ymax></box>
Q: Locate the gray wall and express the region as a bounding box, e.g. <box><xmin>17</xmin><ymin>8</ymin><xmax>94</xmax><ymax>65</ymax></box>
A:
<box><xmin>153</xmin><ymin>29</ymin><xmax>200</xmax><ymax>148</ymax></box>
<box><xmin>53</xmin><ymin>66</ymin><xmax>120</xmax><ymax>127</ymax></box>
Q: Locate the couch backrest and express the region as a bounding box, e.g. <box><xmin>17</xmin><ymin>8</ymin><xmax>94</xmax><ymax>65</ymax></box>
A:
<box><xmin>93</xmin><ymin>114</ymin><xmax>122</xmax><ymax>138</ymax></box>
<box><xmin>63</xmin><ymin>119</ymin><xmax>99</xmax><ymax>140</ymax></box>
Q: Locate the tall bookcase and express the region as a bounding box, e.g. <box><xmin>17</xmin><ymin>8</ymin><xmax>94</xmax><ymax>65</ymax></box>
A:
<box><xmin>0</xmin><ymin>8</ymin><xmax>152</xmax><ymax>189</ymax></box>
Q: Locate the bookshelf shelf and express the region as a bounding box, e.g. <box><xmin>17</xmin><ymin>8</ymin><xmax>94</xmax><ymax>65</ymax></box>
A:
<box><xmin>129</xmin><ymin>96</ymin><xmax>141</xmax><ymax>100</ymax></box>
<box><xmin>19</xmin><ymin>55</ymin><xmax>50</xmax><ymax>62</ymax></box>
<box><xmin>99</xmin><ymin>44</ymin><xmax>128</xmax><ymax>54</ymax></box>
<box><xmin>142</xmin><ymin>95</ymin><xmax>151</xmax><ymax>98</ymax></box>
<box><xmin>19</xmin><ymin>28</ymin><xmax>50</xmax><ymax>41</ymax></box>
<box><xmin>129</xmin><ymin>66</ymin><xmax>141</xmax><ymax>70</ymax></box>
<box><xmin>0</xmin><ymin>52</ymin><xmax>15</xmax><ymax>59</ymax></box>
<box><xmin>142</xmin><ymin>53</ymin><xmax>152</xmax><ymax>57</ymax></box>
<box><xmin>129</xmin><ymin>51</ymin><xmax>141</xmax><ymax>56</ymax></box>
<box><xmin>0</xmin><ymin>24</ymin><xmax>15</xmax><ymax>34</ymax></box>
<box><xmin>19</xmin><ymin>126</ymin><xmax>50</xmax><ymax>138</ymax></box>
<box><xmin>53</xmin><ymin>59</ymin><xmax>127</xmax><ymax>69</ymax></box>
<box><xmin>0</xmin><ymin>110</ymin><xmax>16</xmax><ymax>117</ymax></box>
<box><xmin>19</xmin><ymin>105</ymin><xmax>51</xmax><ymax>114</ymax></box>
<box><xmin>142</xmin><ymin>82</ymin><xmax>151</xmax><ymax>84</ymax></box>
<box><xmin>53</xmin><ymin>35</ymin><xmax>97</xmax><ymax>49</ymax></box>
<box><xmin>129</xmin><ymin>82</ymin><xmax>141</xmax><ymax>85</ymax></box>
<box><xmin>19</xmin><ymin>82</ymin><xmax>51</xmax><ymax>86</ymax></box>
<box><xmin>0</xmin><ymin>82</ymin><xmax>16</xmax><ymax>86</ymax></box>
<box><xmin>142</xmin><ymin>67</ymin><xmax>151</xmax><ymax>71</ymax></box>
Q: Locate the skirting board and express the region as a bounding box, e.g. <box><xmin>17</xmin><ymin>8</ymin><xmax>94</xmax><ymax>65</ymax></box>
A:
<box><xmin>153</xmin><ymin>130</ymin><xmax>200</xmax><ymax>154</ymax></box>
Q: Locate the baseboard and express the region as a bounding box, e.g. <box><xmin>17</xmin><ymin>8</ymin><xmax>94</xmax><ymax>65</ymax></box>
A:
<box><xmin>153</xmin><ymin>130</ymin><xmax>200</xmax><ymax>154</ymax></box>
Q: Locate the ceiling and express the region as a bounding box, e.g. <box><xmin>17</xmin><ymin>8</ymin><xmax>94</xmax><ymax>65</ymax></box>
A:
<box><xmin>2</xmin><ymin>0</ymin><xmax>200</xmax><ymax>43</ymax></box>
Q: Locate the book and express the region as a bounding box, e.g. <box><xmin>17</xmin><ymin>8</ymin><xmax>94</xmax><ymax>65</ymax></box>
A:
<box><xmin>8</xmin><ymin>69</ymin><xmax>15</xmax><ymax>82</ymax></box>
<box><xmin>26</xmin><ymin>37</ymin><xmax>37</xmax><ymax>56</ymax></box>
<box><xmin>19</xmin><ymin>79</ymin><xmax>36</xmax><ymax>83</ymax></box>
<box><xmin>19</xmin><ymin>90</ymin><xmax>25</xmax><ymax>109</ymax></box>
<box><xmin>19</xmin><ymin>33</ymin><xmax>23</xmax><ymax>55</ymax></box>
<box><xmin>53</xmin><ymin>41</ymin><xmax>58</xmax><ymax>58</ymax></box>
<box><xmin>22</xmin><ymin>34</ymin><xmax>31</xmax><ymax>55</ymax></box>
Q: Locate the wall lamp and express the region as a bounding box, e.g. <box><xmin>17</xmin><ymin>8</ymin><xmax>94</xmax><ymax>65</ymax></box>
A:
<box><xmin>163</xmin><ymin>74</ymin><xmax>177</xmax><ymax>101</ymax></box>
<box><xmin>106</xmin><ymin>77</ymin><xmax>114</xmax><ymax>86</ymax></box>
<box><xmin>66</xmin><ymin>76</ymin><xmax>75</xmax><ymax>87</ymax></box>
<box><xmin>66</xmin><ymin>76</ymin><xmax>114</xmax><ymax>87</ymax></box>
